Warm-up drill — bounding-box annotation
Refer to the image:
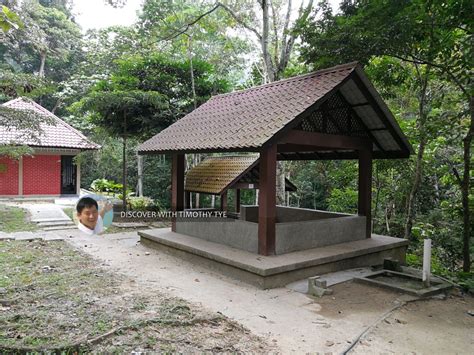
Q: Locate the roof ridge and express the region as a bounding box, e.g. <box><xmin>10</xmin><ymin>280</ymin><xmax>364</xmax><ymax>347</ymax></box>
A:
<box><xmin>211</xmin><ymin>61</ymin><xmax>359</xmax><ymax>100</ymax></box>
<box><xmin>2</xmin><ymin>97</ymin><xmax>99</xmax><ymax>148</ymax></box>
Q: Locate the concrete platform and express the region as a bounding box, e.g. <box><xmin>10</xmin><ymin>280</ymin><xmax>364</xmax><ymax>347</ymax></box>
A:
<box><xmin>139</xmin><ymin>228</ymin><xmax>409</xmax><ymax>289</ymax></box>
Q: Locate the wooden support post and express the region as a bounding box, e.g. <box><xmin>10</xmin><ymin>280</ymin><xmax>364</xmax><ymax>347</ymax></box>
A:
<box><xmin>258</xmin><ymin>144</ymin><xmax>277</xmax><ymax>255</ymax></box>
<box><xmin>358</xmin><ymin>149</ymin><xmax>372</xmax><ymax>238</ymax></box>
<box><xmin>235</xmin><ymin>188</ymin><xmax>241</xmax><ymax>213</ymax></box>
<box><xmin>220</xmin><ymin>191</ymin><xmax>227</xmax><ymax>212</ymax></box>
<box><xmin>137</xmin><ymin>154</ymin><xmax>143</xmax><ymax>197</ymax></box>
<box><xmin>171</xmin><ymin>154</ymin><xmax>185</xmax><ymax>232</ymax></box>
<box><xmin>185</xmin><ymin>191</ymin><xmax>191</xmax><ymax>209</ymax></box>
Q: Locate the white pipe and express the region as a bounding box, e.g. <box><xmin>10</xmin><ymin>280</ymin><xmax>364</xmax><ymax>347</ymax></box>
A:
<box><xmin>422</xmin><ymin>238</ymin><xmax>432</xmax><ymax>287</ymax></box>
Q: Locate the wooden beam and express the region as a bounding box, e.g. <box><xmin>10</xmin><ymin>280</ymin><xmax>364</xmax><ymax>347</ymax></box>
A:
<box><xmin>233</xmin><ymin>182</ymin><xmax>258</xmax><ymax>190</ymax></box>
<box><xmin>336</xmin><ymin>92</ymin><xmax>385</xmax><ymax>152</ymax></box>
<box><xmin>358</xmin><ymin>149</ymin><xmax>372</xmax><ymax>238</ymax></box>
<box><xmin>350</xmin><ymin>73</ymin><xmax>410</xmax><ymax>155</ymax></box>
<box><xmin>279</xmin><ymin>130</ymin><xmax>372</xmax><ymax>151</ymax></box>
<box><xmin>171</xmin><ymin>153</ymin><xmax>185</xmax><ymax>232</ymax></box>
<box><xmin>235</xmin><ymin>188</ymin><xmax>241</xmax><ymax>213</ymax></box>
<box><xmin>220</xmin><ymin>191</ymin><xmax>227</xmax><ymax>212</ymax></box>
<box><xmin>258</xmin><ymin>144</ymin><xmax>277</xmax><ymax>255</ymax></box>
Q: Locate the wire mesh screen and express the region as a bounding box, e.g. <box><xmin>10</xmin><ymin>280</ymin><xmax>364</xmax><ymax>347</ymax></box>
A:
<box><xmin>297</xmin><ymin>92</ymin><xmax>369</xmax><ymax>138</ymax></box>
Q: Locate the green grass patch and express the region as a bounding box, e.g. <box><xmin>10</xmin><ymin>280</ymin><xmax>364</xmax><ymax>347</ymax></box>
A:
<box><xmin>62</xmin><ymin>207</ymin><xmax>75</xmax><ymax>220</ymax></box>
<box><xmin>0</xmin><ymin>204</ymin><xmax>37</xmax><ymax>233</ymax></box>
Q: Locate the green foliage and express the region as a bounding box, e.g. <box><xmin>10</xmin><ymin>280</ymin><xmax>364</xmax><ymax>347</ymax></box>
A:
<box><xmin>0</xmin><ymin>5</ymin><xmax>23</xmax><ymax>33</ymax></box>
<box><xmin>128</xmin><ymin>196</ymin><xmax>158</xmax><ymax>211</ymax></box>
<box><xmin>73</xmin><ymin>53</ymin><xmax>224</xmax><ymax>140</ymax></box>
<box><xmin>138</xmin><ymin>0</ymin><xmax>251</xmax><ymax>86</ymax></box>
<box><xmin>0</xmin><ymin>71</ymin><xmax>53</xmax><ymax>102</ymax></box>
<box><xmin>327</xmin><ymin>188</ymin><xmax>358</xmax><ymax>214</ymax></box>
<box><xmin>0</xmin><ymin>145</ymin><xmax>33</xmax><ymax>159</ymax></box>
<box><xmin>457</xmin><ymin>272</ymin><xmax>474</xmax><ymax>293</ymax></box>
<box><xmin>117</xmin><ymin>189</ymin><xmax>135</xmax><ymax>201</ymax></box>
<box><xmin>1</xmin><ymin>1</ymin><xmax>82</xmax><ymax>78</ymax></box>
<box><xmin>90</xmin><ymin>178</ymin><xmax>124</xmax><ymax>194</ymax></box>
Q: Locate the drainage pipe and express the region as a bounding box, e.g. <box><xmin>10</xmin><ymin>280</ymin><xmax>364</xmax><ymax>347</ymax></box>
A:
<box><xmin>423</xmin><ymin>238</ymin><xmax>431</xmax><ymax>287</ymax></box>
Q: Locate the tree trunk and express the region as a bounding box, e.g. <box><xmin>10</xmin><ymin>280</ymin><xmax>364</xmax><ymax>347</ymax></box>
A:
<box><xmin>51</xmin><ymin>98</ymin><xmax>61</xmax><ymax>114</ymax></box>
<box><xmin>261</xmin><ymin>0</ymin><xmax>274</xmax><ymax>82</ymax></box>
<box><xmin>373</xmin><ymin>162</ymin><xmax>381</xmax><ymax>227</ymax></box>
<box><xmin>404</xmin><ymin>137</ymin><xmax>426</xmax><ymax>239</ymax></box>
<box><xmin>461</xmin><ymin>96</ymin><xmax>473</xmax><ymax>272</ymax></box>
<box><xmin>39</xmin><ymin>51</ymin><xmax>46</xmax><ymax>78</ymax></box>
<box><xmin>276</xmin><ymin>162</ymin><xmax>286</xmax><ymax>205</ymax></box>
<box><xmin>122</xmin><ymin>112</ymin><xmax>127</xmax><ymax>212</ymax></box>
<box><xmin>137</xmin><ymin>154</ymin><xmax>143</xmax><ymax>197</ymax></box>
<box><xmin>188</xmin><ymin>34</ymin><xmax>197</xmax><ymax>110</ymax></box>
<box><xmin>404</xmin><ymin>67</ymin><xmax>429</xmax><ymax>239</ymax></box>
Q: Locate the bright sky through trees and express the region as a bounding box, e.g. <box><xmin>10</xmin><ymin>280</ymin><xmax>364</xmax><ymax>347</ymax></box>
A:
<box><xmin>73</xmin><ymin>0</ymin><xmax>340</xmax><ymax>31</ymax></box>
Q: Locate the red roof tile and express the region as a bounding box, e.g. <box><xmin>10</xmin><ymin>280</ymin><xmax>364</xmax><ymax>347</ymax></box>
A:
<box><xmin>0</xmin><ymin>98</ymin><xmax>100</xmax><ymax>150</ymax></box>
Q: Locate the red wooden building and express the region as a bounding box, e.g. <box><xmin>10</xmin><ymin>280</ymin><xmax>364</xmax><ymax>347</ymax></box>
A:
<box><xmin>0</xmin><ymin>98</ymin><xmax>99</xmax><ymax>197</ymax></box>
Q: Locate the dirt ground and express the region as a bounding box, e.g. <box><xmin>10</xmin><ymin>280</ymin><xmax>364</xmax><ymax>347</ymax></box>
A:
<box><xmin>0</xmin><ymin>239</ymin><xmax>273</xmax><ymax>352</ymax></box>
<box><xmin>59</xmin><ymin>229</ymin><xmax>474</xmax><ymax>354</ymax></box>
<box><xmin>1</xmin><ymin>228</ymin><xmax>473</xmax><ymax>353</ymax></box>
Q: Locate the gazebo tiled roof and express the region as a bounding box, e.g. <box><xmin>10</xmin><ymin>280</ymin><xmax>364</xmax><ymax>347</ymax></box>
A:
<box><xmin>0</xmin><ymin>97</ymin><xmax>100</xmax><ymax>150</ymax></box>
<box><xmin>138</xmin><ymin>62</ymin><xmax>413</xmax><ymax>160</ymax></box>
<box><xmin>185</xmin><ymin>155</ymin><xmax>297</xmax><ymax>195</ymax></box>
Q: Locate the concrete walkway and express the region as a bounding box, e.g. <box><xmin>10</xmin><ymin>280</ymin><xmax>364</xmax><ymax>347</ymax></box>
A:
<box><xmin>0</xmin><ymin>230</ymin><xmax>65</xmax><ymax>241</ymax></box>
<box><xmin>20</xmin><ymin>203</ymin><xmax>71</xmax><ymax>223</ymax></box>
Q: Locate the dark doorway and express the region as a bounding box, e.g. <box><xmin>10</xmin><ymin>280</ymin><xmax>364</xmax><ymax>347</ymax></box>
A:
<box><xmin>61</xmin><ymin>156</ymin><xmax>77</xmax><ymax>195</ymax></box>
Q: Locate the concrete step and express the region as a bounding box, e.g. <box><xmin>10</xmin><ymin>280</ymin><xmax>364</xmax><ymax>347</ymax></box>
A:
<box><xmin>42</xmin><ymin>225</ymin><xmax>77</xmax><ymax>231</ymax></box>
<box><xmin>32</xmin><ymin>217</ymin><xmax>72</xmax><ymax>223</ymax></box>
<box><xmin>37</xmin><ymin>220</ymin><xmax>74</xmax><ymax>227</ymax></box>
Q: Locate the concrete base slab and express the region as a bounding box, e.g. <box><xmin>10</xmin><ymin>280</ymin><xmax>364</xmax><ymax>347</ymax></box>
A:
<box><xmin>139</xmin><ymin>228</ymin><xmax>409</xmax><ymax>289</ymax></box>
<box><xmin>41</xmin><ymin>233</ymin><xmax>65</xmax><ymax>241</ymax></box>
<box><xmin>355</xmin><ymin>270</ymin><xmax>453</xmax><ymax>297</ymax></box>
<box><xmin>287</xmin><ymin>267</ymin><xmax>373</xmax><ymax>294</ymax></box>
<box><xmin>0</xmin><ymin>232</ymin><xmax>13</xmax><ymax>240</ymax></box>
<box><xmin>112</xmin><ymin>222</ymin><xmax>149</xmax><ymax>228</ymax></box>
<box><xmin>10</xmin><ymin>231</ymin><xmax>39</xmax><ymax>241</ymax></box>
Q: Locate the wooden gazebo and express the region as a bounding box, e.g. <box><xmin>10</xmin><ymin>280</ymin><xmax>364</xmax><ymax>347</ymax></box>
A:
<box><xmin>138</xmin><ymin>62</ymin><xmax>412</xmax><ymax>257</ymax></box>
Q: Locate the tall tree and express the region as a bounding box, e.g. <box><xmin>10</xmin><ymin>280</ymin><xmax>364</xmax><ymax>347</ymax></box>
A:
<box><xmin>1</xmin><ymin>0</ymin><xmax>82</xmax><ymax>79</ymax></box>
<box><xmin>74</xmin><ymin>54</ymin><xmax>226</xmax><ymax>208</ymax></box>
<box><xmin>299</xmin><ymin>0</ymin><xmax>473</xmax><ymax>271</ymax></box>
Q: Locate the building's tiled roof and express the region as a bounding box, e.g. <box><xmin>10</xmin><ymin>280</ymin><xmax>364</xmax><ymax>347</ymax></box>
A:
<box><xmin>0</xmin><ymin>98</ymin><xmax>100</xmax><ymax>150</ymax></box>
<box><xmin>139</xmin><ymin>62</ymin><xmax>412</xmax><ymax>160</ymax></box>
<box><xmin>185</xmin><ymin>155</ymin><xmax>297</xmax><ymax>195</ymax></box>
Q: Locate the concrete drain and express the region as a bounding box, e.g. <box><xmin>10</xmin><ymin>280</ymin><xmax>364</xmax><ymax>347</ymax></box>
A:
<box><xmin>354</xmin><ymin>270</ymin><xmax>452</xmax><ymax>297</ymax></box>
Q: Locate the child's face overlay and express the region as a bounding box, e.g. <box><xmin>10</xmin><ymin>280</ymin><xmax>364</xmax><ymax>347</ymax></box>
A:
<box><xmin>77</xmin><ymin>205</ymin><xmax>99</xmax><ymax>230</ymax></box>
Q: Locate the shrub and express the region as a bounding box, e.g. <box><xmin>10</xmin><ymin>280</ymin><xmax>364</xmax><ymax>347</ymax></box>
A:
<box><xmin>90</xmin><ymin>178</ymin><xmax>124</xmax><ymax>194</ymax></box>
<box><xmin>129</xmin><ymin>196</ymin><xmax>154</xmax><ymax>211</ymax></box>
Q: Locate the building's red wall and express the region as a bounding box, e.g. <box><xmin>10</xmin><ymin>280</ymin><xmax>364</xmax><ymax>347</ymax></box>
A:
<box><xmin>23</xmin><ymin>155</ymin><xmax>61</xmax><ymax>195</ymax></box>
<box><xmin>0</xmin><ymin>157</ymin><xmax>19</xmax><ymax>195</ymax></box>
